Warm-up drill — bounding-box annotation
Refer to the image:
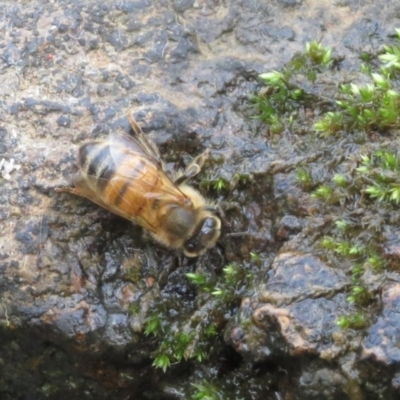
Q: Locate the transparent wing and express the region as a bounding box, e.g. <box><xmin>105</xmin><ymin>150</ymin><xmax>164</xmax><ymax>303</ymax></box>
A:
<box><xmin>106</xmin><ymin>116</ymin><xmax>190</xmax><ymax>203</ymax></box>
<box><xmin>107</xmin><ymin>112</ymin><xmax>161</xmax><ymax>167</ymax></box>
<box><xmin>108</xmin><ymin>130</ymin><xmax>161</xmax><ymax>168</ymax></box>
<box><xmin>105</xmin><ymin>162</ymin><xmax>191</xmax><ymax>206</ymax></box>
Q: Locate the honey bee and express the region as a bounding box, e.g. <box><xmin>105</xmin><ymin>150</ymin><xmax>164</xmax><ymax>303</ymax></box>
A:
<box><xmin>58</xmin><ymin>112</ymin><xmax>222</xmax><ymax>257</ymax></box>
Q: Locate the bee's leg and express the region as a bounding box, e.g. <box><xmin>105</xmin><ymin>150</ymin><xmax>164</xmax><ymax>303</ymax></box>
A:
<box><xmin>55</xmin><ymin>174</ymin><xmax>88</xmax><ymax>195</ymax></box>
<box><xmin>204</xmin><ymin>204</ymin><xmax>228</xmax><ymax>226</ymax></box>
<box><xmin>127</xmin><ymin>111</ymin><xmax>143</xmax><ymax>136</ymax></box>
<box><xmin>190</xmin><ymin>148</ymin><xmax>210</xmax><ymax>172</ymax></box>
<box><xmin>174</xmin><ymin>149</ymin><xmax>210</xmax><ymax>185</ymax></box>
<box><xmin>55</xmin><ymin>178</ymin><xmax>82</xmax><ymax>196</ymax></box>
<box><xmin>204</xmin><ymin>204</ymin><xmax>224</xmax><ymax>217</ymax></box>
<box><xmin>55</xmin><ymin>186</ymin><xmax>78</xmax><ymax>194</ymax></box>
<box><xmin>157</xmin><ymin>252</ymin><xmax>185</xmax><ymax>288</ymax></box>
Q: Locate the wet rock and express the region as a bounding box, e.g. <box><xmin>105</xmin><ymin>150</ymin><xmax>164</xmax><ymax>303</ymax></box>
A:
<box><xmin>170</xmin><ymin>35</ymin><xmax>199</xmax><ymax>59</ymax></box>
<box><xmin>264</xmin><ymin>26</ymin><xmax>296</xmax><ymax>41</ymax></box>
<box><xmin>116</xmin><ymin>72</ymin><xmax>135</xmax><ymax>90</ymax></box>
<box><xmin>126</xmin><ymin>19</ymin><xmax>143</xmax><ymax>32</ymax></box>
<box><xmin>9</xmin><ymin>102</ymin><xmax>22</xmax><ymax>115</ymax></box>
<box><xmin>262</xmin><ymin>253</ymin><xmax>346</xmax><ymax>301</ymax></box>
<box><xmin>56</xmin><ymin>74</ymin><xmax>84</xmax><ymax>96</ymax></box>
<box><xmin>225</xmin><ymin>253</ymin><xmax>350</xmax><ymax>361</ymax></box>
<box><xmin>56</xmin><ymin>115</ymin><xmax>71</xmax><ymax>127</ymax></box>
<box><xmin>195</xmin><ymin>6</ymin><xmax>237</xmax><ymax>43</ymax></box>
<box><xmin>298</xmin><ymin>366</ymin><xmax>347</xmax><ymax>399</ymax></box>
<box><xmin>392</xmin><ymin>373</ymin><xmax>400</xmax><ymax>390</ymax></box>
<box><xmin>102</xmin><ymin>313</ymin><xmax>132</xmax><ymax>346</ymax></box>
<box><xmin>1</xmin><ymin>43</ymin><xmax>22</xmax><ymax>66</ymax></box>
<box><xmin>106</xmin><ymin>30</ymin><xmax>129</xmax><ymax>51</ymax></box>
<box><xmin>276</xmin><ymin>215</ymin><xmax>303</xmax><ymax>240</ymax></box>
<box><xmin>362</xmin><ymin>283</ymin><xmax>400</xmax><ymax>365</ymax></box>
<box><xmin>383</xmin><ymin>232</ymin><xmax>400</xmax><ymax>269</ymax></box>
<box><xmin>117</xmin><ymin>0</ymin><xmax>150</xmax><ymax>12</ymax></box>
<box><xmin>24</xmin><ymin>98</ymin><xmax>71</xmax><ymax>114</ymax></box>
<box><xmin>278</xmin><ymin>0</ymin><xmax>303</xmax><ymax>6</ymax></box>
<box><xmin>274</xmin><ymin>173</ymin><xmax>319</xmax><ymax>216</ymax></box>
<box><xmin>172</xmin><ymin>0</ymin><xmax>195</xmax><ymax>13</ymax></box>
<box><xmin>144</xmin><ymin>31</ymin><xmax>168</xmax><ymax>63</ymax></box>
<box><xmin>1</xmin><ymin>0</ymin><xmax>400</xmax><ymax>398</ymax></box>
<box><xmin>0</xmin><ymin>129</ymin><xmax>8</xmax><ymax>154</ymax></box>
<box><xmin>343</xmin><ymin>19</ymin><xmax>383</xmax><ymax>52</ymax></box>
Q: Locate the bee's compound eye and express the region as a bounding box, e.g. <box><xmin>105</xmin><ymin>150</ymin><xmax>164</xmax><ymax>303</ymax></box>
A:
<box><xmin>183</xmin><ymin>217</ymin><xmax>221</xmax><ymax>257</ymax></box>
<box><xmin>203</xmin><ymin>217</ymin><xmax>217</xmax><ymax>231</ymax></box>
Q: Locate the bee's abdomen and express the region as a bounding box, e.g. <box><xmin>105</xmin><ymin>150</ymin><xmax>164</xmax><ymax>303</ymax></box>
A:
<box><xmin>78</xmin><ymin>141</ymin><xmax>152</xmax><ymax>216</ymax></box>
<box><xmin>79</xmin><ymin>142</ymin><xmax>117</xmax><ymax>190</ymax></box>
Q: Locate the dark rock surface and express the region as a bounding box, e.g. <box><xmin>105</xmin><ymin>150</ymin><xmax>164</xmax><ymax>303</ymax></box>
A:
<box><xmin>1</xmin><ymin>0</ymin><xmax>400</xmax><ymax>399</ymax></box>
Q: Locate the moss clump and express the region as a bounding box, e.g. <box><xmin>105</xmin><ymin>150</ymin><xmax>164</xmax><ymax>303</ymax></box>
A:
<box><xmin>141</xmin><ymin>257</ymin><xmax>256</xmax><ymax>372</ymax></box>
<box><xmin>253</xmin><ymin>31</ymin><xmax>400</xmax><ymax>138</ymax></box>
<box><xmin>251</xmin><ymin>40</ymin><xmax>334</xmax><ymax>135</ymax></box>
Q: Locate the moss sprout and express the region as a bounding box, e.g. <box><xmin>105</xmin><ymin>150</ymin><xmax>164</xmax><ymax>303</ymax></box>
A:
<box><xmin>357</xmin><ymin>150</ymin><xmax>400</xmax><ymax>204</ymax></box>
<box><xmin>305</xmin><ymin>40</ymin><xmax>333</xmax><ymax>67</ymax></box>
<box><xmin>296</xmin><ymin>167</ymin><xmax>314</xmax><ymax>189</ymax></box>
<box><xmin>192</xmin><ymin>381</ymin><xmax>222</xmax><ymax>400</ymax></box>
<box><xmin>311</xmin><ymin>184</ymin><xmax>334</xmax><ymax>201</ymax></box>
<box><xmin>332</xmin><ymin>174</ymin><xmax>349</xmax><ymax>188</ymax></box>
<box><xmin>337</xmin><ymin>313</ymin><xmax>368</xmax><ymax>329</ymax></box>
<box><xmin>379</xmin><ymin>28</ymin><xmax>400</xmax><ymax>71</ymax></box>
<box><xmin>144</xmin><ymin>312</ymin><xmax>164</xmax><ymax>337</ymax></box>
<box><xmin>152</xmin><ymin>353</ymin><xmax>171</xmax><ymax>373</ymax></box>
<box><xmin>314</xmin><ymin>112</ymin><xmax>343</xmax><ymax>137</ymax></box>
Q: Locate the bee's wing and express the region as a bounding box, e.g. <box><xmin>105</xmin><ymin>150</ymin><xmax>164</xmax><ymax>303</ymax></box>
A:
<box><xmin>107</xmin><ymin>116</ymin><xmax>190</xmax><ymax>204</ymax></box>
<box><xmin>105</xmin><ymin>163</ymin><xmax>192</xmax><ymax>233</ymax></box>
<box><xmin>61</xmin><ymin>172</ymin><xmax>158</xmax><ymax>228</ymax></box>
<box><xmin>108</xmin><ymin>112</ymin><xmax>161</xmax><ymax>167</ymax></box>
<box><xmin>74</xmin><ymin>171</ymin><xmax>162</xmax><ymax>233</ymax></box>
<box><xmin>107</xmin><ymin>158</ymin><xmax>191</xmax><ymax>207</ymax></box>
<box><xmin>108</xmin><ymin>131</ymin><xmax>162</xmax><ymax>168</ymax></box>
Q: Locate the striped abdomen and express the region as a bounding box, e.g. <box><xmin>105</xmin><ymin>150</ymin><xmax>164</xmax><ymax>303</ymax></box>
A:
<box><xmin>78</xmin><ymin>141</ymin><xmax>160</xmax><ymax>219</ymax></box>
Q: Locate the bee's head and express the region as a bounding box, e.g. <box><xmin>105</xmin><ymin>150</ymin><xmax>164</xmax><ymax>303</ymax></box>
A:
<box><xmin>162</xmin><ymin>202</ymin><xmax>222</xmax><ymax>257</ymax></box>
<box><xmin>183</xmin><ymin>214</ymin><xmax>221</xmax><ymax>257</ymax></box>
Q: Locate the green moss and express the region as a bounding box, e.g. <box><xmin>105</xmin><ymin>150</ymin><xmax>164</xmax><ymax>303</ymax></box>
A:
<box><xmin>199</xmin><ymin>175</ymin><xmax>230</xmax><ymax>195</ymax></box>
<box><xmin>314</xmin><ymin>112</ymin><xmax>343</xmax><ymax>136</ymax></box>
<box><xmin>296</xmin><ymin>167</ymin><xmax>314</xmax><ymax>190</ymax></box>
<box><xmin>311</xmin><ymin>184</ymin><xmax>335</xmax><ymax>201</ymax></box>
<box><xmin>152</xmin><ymin>353</ymin><xmax>171</xmax><ymax>373</ymax></box>
<box><xmin>356</xmin><ymin>150</ymin><xmax>400</xmax><ymax>204</ymax></box>
<box><xmin>253</xmin><ymin>31</ymin><xmax>400</xmax><ymax>137</ymax></box>
<box><xmin>337</xmin><ymin>313</ymin><xmax>368</xmax><ymax>329</ymax></box>
<box><xmin>127</xmin><ymin>303</ymin><xmax>140</xmax><ymax>315</ymax></box>
<box><xmin>192</xmin><ymin>381</ymin><xmax>222</xmax><ymax>400</ymax></box>
<box><xmin>186</xmin><ymin>272</ymin><xmax>208</xmax><ymax>288</ymax></box>
<box><xmin>311</xmin><ymin>147</ymin><xmax>400</xmax><ymax>327</ymax></box>
<box><xmin>124</xmin><ymin>267</ymin><xmax>140</xmax><ymax>283</ymax></box>
<box><xmin>251</xmin><ymin>40</ymin><xmax>334</xmax><ymax>134</ymax></box>
<box><xmin>379</xmin><ymin>28</ymin><xmax>400</xmax><ymax>72</ymax></box>
<box><xmin>146</xmin><ymin>253</ymin><xmax>258</xmax><ymax>371</ymax></box>
<box><xmin>144</xmin><ymin>311</ymin><xmax>164</xmax><ymax>337</ymax></box>
<box><xmin>305</xmin><ymin>40</ymin><xmax>333</xmax><ymax>67</ymax></box>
